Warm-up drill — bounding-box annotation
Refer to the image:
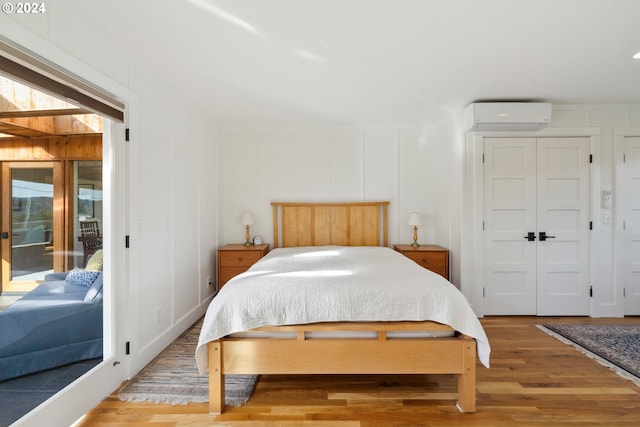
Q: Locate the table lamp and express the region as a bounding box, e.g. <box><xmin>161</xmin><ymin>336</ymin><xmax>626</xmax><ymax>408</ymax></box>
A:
<box><xmin>240</xmin><ymin>211</ymin><xmax>255</xmax><ymax>246</ymax></box>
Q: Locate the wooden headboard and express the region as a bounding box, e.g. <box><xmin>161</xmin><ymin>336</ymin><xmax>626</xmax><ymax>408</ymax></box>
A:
<box><xmin>271</xmin><ymin>201</ymin><xmax>390</xmax><ymax>248</ymax></box>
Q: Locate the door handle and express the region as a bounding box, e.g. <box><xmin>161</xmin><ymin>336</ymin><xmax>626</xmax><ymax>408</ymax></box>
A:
<box><xmin>524</xmin><ymin>232</ymin><xmax>536</xmax><ymax>241</ymax></box>
<box><xmin>1</xmin><ymin>231</ymin><xmax>8</xmax><ymax>239</ymax></box>
<box><xmin>539</xmin><ymin>232</ymin><xmax>556</xmax><ymax>241</ymax></box>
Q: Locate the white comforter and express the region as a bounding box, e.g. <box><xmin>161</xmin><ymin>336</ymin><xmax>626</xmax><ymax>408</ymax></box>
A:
<box><xmin>196</xmin><ymin>246</ymin><xmax>490</xmax><ymax>374</ymax></box>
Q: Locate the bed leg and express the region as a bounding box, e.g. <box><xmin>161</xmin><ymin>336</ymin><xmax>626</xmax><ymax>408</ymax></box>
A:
<box><xmin>456</xmin><ymin>336</ymin><xmax>476</xmax><ymax>413</ymax></box>
<box><xmin>208</xmin><ymin>341</ymin><xmax>225</xmax><ymax>415</ymax></box>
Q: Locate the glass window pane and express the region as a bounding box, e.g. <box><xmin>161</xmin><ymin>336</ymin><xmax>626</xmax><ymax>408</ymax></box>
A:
<box><xmin>11</xmin><ymin>168</ymin><xmax>54</xmax><ymax>281</ymax></box>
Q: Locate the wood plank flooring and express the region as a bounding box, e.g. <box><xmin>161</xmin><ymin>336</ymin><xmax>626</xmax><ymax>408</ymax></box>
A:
<box><xmin>78</xmin><ymin>316</ymin><xmax>640</xmax><ymax>426</ymax></box>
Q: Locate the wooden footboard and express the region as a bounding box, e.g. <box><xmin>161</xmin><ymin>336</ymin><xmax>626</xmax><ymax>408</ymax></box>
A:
<box><xmin>208</xmin><ymin>321</ymin><xmax>476</xmax><ymax>414</ymax></box>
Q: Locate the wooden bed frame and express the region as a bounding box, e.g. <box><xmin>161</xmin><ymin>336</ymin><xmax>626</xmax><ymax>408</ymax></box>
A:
<box><xmin>208</xmin><ymin>201</ymin><xmax>477</xmax><ymax>414</ymax></box>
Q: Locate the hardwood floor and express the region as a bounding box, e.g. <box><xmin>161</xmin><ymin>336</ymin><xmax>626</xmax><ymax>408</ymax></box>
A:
<box><xmin>78</xmin><ymin>316</ymin><xmax>640</xmax><ymax>426</ymax></box>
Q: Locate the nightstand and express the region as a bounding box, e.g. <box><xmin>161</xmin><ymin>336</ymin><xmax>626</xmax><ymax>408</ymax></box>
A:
<box><xmin>393</xmin><ymin>244</ymin><xmax>449</xmax><ymax>280</ymax></box>
<box><xmin>217</xmin><ymin>244</ymin><xmax>270</xmax><ymax>288</ymax></box>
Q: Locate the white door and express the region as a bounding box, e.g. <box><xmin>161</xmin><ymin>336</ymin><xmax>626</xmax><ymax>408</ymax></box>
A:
<box><xmin>623</xmin><ymin>137</ymin><xmax>640</xmax><ymax>314</ymax></box>
<box><xmin>484</xmin><ymin>137</ymin><xmax>591</xmax><ymax>315</ymax></box>
<box><xmin>483</xmin><ymin>138</ymin><xmax>537</xmax><ymax>314</ymax></box>
<box><xmin>536</xmin><ymin>138</ymin><xmax>591</xmax><ymax>315</ymax></box>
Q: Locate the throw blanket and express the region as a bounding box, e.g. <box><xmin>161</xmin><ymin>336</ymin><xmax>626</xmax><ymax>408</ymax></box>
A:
<box><xmin>196</xmin><ymin>246</ymin><xmax>490</xmax><ymax>373</ymax></box>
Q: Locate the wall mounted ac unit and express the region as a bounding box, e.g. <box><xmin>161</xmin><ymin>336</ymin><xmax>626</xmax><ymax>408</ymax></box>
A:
<box><xmin>463</xmin><ymin>102</ymin><xmax>552</xmax><ymax>132</ymax></box>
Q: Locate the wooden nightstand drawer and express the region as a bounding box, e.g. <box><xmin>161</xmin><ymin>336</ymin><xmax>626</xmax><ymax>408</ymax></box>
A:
<box><xmin>393</xmin><ymin>244</ymin><xmax>450</xmax><ymax>280</ymax></box>
<box><xmin>403</xmin><ymin>251</ymin><xmax>446</xmax><ymax>270</ymax></box>
<box><xmin>217</xmin><ymin>244</ymin><xmax>270</xmax><ymax>288</ymax></box>
<box><xmin>219</xmin><ymin>251</ymin><xmax>262</xmax><ymax>267</ymax></box>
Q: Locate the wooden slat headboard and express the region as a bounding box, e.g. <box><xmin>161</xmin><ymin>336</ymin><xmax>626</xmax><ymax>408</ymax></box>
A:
<box><xmin>271</xmin><ymin>201</ymin><xmax>390</xmax><ymax>248</ymax></box>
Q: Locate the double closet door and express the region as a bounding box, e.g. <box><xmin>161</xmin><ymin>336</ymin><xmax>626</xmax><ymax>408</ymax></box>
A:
<box><xmin>483</xmin><ymin>137</ymin><xmax>591</xmax><ymax>315</ymax></box>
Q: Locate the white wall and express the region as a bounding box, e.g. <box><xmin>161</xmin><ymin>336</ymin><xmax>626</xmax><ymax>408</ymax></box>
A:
<box><xmin>127</xmin><ymin>72</ymin><xmax>219</xmax><ymax>372</ymax></box>
<box><xmin>218</xmin><ymin>117</ymin><xmax>466</xmax><ymax>285</ymax></box>
<box><xmin>1</xmin><ymin>9</ymin><xmax>219</xmax><ymax>427</ymax></box>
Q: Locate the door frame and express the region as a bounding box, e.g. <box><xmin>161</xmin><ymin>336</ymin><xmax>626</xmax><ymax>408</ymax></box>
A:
<box><xmin>1</xmin><ymin>161</ymin><xmax>65</xmax><ymax>293</ymax></box>
<box><xmin>463</xmin><ymin>127</ymin><xmax>601</xmax><ymax>317</ymax></box>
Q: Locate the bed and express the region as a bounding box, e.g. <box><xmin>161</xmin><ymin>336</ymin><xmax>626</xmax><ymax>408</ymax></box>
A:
<box><xmin>196</xmin><ymin>201</ymin><xmax>490</xmax><ymax>414</ymax></box>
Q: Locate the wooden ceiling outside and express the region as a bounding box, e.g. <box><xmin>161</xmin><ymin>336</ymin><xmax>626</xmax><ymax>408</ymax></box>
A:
<box><xmin>0</xmin><ymin>76</ymin><xmax>102</xmax><ymax>139</ymax></box>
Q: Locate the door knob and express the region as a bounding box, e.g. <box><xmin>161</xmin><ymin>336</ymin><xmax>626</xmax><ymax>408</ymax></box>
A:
<box><xmin>539</xmin><ymin>232</ymin><xmax>556</xmax><ymax>241</ymax></box>
<box><xmin>1</xmin><ymin>231</ymin><xmax>8</xmax><ymax>239</ymax></box>
<box><xmin>524</xmin><ymin>232</ymin><xmax>536</xmax><ymax>241</ymax></box>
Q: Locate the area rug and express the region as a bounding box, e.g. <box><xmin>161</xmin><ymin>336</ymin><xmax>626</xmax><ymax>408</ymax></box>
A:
<box><xmin>539</xmin><ymin>324</ymin><xmax>640</xmax><ymax>387</ymax></box>
<box><xmin>118</xmin><ymin>319</ymin><xmax>258</xmax><ymax>406</ymax></box>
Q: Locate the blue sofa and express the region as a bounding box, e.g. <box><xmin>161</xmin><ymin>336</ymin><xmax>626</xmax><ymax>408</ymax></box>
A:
<box><xmin>0</xmin><ymin>271</ymin><xmax>103</xmax><ymax>382</ymax></box>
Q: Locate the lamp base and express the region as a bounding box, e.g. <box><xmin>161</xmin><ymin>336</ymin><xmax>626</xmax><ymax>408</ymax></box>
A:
<box><xmin>411</xmin><ymin>225</ymin><xmax>420</xmax><ymax>247</ymax></box>
<box><xmin>244</xmin><ymin>225</ymin><xmax>252</xmax><ymax>246</ymax></box>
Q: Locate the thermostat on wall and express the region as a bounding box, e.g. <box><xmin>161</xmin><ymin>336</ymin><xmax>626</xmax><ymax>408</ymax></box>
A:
<box><xmin>601</xmin><ymin>190</ymin><xmax>613</xmax><ymax>208</ymax></box>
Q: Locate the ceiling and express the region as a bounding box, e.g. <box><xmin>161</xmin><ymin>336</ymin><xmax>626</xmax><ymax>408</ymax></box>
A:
<box><xmin>60</xmin><ymin>0</ymin><xmax>640</xmax><ymax>127</ymax></box>
<box><xmin>0</xmin><ymin>76</ymin><xmax>102</xmax><ymax>139</ymax></box>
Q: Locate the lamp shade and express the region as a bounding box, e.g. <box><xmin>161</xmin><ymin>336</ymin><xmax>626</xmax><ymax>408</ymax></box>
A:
<box><xmin>240</xmin><ymin>211</ymin><xmax>255</xmax><ymax>226</ymax></box>
<box><xmin>407</xmin><ymin>212</ymin><xmax>422</xmax><ymax>227</ymax></box>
